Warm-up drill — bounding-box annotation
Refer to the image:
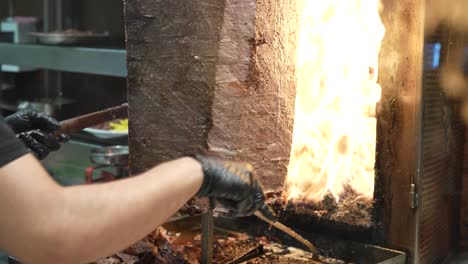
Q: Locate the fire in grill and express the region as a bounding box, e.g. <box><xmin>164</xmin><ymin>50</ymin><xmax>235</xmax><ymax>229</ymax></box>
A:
<box><xmin>282</xmin><ymin>0</ymin><xmax>385</xmax><ymax>234</ymax></box>
<box><xmin>123</xmin><ymin>0</ymin><xmax>465</xmax><ymax>263</ymax></box>
<box><xmin>285</xmin><ymin>0</ymin><xmax>384</xmax><ymax>204</ymax></box>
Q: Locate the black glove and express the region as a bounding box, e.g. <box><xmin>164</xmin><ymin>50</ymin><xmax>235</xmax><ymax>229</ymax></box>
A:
<box><xmin>194</xmin><ymin>155</ymin><xmax>266</xmax><ymax>217</ymax></box>
<box><xmin>5</xmin><ymin>110</ymin><xmax>68</xmax><ymax>159</ymax></box>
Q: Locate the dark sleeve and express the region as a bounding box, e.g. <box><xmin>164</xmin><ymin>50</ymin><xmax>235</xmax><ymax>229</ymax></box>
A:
<box><xmin>0</xmin><ymin>116</ymin><xmax>29</xmax><ymax>167</ymax></box>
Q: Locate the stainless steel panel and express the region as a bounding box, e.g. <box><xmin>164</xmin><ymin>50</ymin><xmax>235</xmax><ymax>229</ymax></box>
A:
<box><xmin>417</xmin><ymin>36</ymin><xmax>463</xmax><ymax>263</ymax></box>
<box><xmin>0</xmin><ymin>43</ymin><xmax>127</xmax><ymax>77</ymax></box>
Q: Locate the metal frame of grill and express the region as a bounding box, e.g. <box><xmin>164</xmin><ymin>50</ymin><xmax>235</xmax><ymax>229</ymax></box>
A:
<box><xmin>374</xmin><ymin>2</ymin><xmax>465</xmax><ymax>261</ymax></box>
<box><xmin>369</xmin><ymin>2</ymin><xmax>464</xmax><ymax>263</ymax></box>
<box><xmin>414</xmin><ymin>28</ymin><xmax>464</xmax><ymax>264</ymax></box>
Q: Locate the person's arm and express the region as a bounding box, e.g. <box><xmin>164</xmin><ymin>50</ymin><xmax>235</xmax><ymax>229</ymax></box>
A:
<box><xmin>0</xmin><ymin>154</ymin><xmax>203</xmax><ymax>264</ymax></box>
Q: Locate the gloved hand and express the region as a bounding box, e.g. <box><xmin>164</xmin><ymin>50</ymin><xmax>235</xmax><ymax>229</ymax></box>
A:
<box><xmin>194</xmin><ymin>155</ymin><xmax>266</xmax><ymax>217</ymax></box>
<box><xmin>5</xmin><ymin>110</ymin><xmax>68</xmax><ymax>159</ymax></box>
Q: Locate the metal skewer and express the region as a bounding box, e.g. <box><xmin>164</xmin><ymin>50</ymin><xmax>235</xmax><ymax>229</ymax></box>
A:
<box><xmin>201</xmin><ymin>199</ymin><xmax>215</xmax><ymax>264</ymax></box>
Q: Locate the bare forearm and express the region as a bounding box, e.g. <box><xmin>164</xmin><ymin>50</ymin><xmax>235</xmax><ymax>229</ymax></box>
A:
<box><xmin>59</xmin><ymin>157</ymin><xmax>203</xmax><ymax>262</ymax></box>
<box><xmin>0</xmin><ymin>155</ymin><xmax>203</xmax><ymax>264</ymax></box>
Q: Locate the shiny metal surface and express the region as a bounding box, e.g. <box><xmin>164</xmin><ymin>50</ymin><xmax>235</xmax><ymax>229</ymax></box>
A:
<box><xmin>29</xmin><ymin>32</ymin><xmax>109</xmax><ymax>45</ymax></box>
<box><xmin>201</xmin><ymin>209</ymin><xmax>214</xmax><ymax>264</ymax></box>
<box><xmin>0</xmin><ymin>43</ymin><xmax>126</xmax><ymax>77</ymax></box>
<box><xmin>169</xmin><ymin>215</ymin><xmax>408</xmax><ymax>264</ymax></box>
<box><xmin>416</xmin><ymin>30</ymin><xmax>464</xmax><ymax>264</ymax></box>
<box><xmin>90</xmin><ymin>145</ymin><xmax>129</xmax><ymax>166</ymax></box>
<box><xmin>375</xmin><ymin>1</ymin><xmax>425</xmax><ymax>261</ymax></box>
<box><xmin>7</xmin><ymin>257</ymin><xmax>19</xmax><ymax>264</ymax></box>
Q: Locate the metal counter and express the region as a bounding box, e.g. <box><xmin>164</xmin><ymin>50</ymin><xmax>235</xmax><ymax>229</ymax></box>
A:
<box><xmin>0</xmin><ymin>43</ymin><xmax>126</xmax><ymax>77</ymax></box>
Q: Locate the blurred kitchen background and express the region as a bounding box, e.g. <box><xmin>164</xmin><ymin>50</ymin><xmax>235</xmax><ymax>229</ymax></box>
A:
<box><xmin>0</xmin><ymin>1</ymin><xmax>128</xmax><ymax>262</ymax></box>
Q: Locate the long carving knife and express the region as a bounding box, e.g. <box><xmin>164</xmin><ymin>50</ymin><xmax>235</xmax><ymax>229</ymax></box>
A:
<box><xmin>57</xmin><ymin>103</ymin><xmax>128</xmax><ymax>135</ymax></box>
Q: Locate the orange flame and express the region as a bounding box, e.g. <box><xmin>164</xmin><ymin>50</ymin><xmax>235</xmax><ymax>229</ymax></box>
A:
<box><xmin>286</xmin><ymin>0</ymin><xmax>385</xmax><ymax>202</ymax></box>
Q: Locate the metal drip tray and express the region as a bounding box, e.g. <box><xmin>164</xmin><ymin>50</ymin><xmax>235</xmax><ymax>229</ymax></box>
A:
<box><xmin>162</xmin><ymin>214</ymin><xmax>407</xmax><ymax>264</ymax></box>
<box><xmin>215</xmin><ymin>216</ymin><xmax>406</xmax><ymax>264</ymax></box>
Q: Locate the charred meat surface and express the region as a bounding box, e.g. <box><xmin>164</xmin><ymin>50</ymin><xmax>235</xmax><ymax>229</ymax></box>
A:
<box><xmin>93</xmin><ymin>227</ymin><xmax>346</xmax><ymax>264</ymax></box>
<box><xmin>265</xmin><ymin>191</ymin><xmax>373</xmax><ymax>228</ymax></box>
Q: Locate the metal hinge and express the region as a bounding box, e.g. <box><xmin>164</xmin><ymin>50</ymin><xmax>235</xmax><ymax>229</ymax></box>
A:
<box><xmin>410</xmin><ymin>184</ymin><xmax>419</xmax><ymax>209</ymax></box>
